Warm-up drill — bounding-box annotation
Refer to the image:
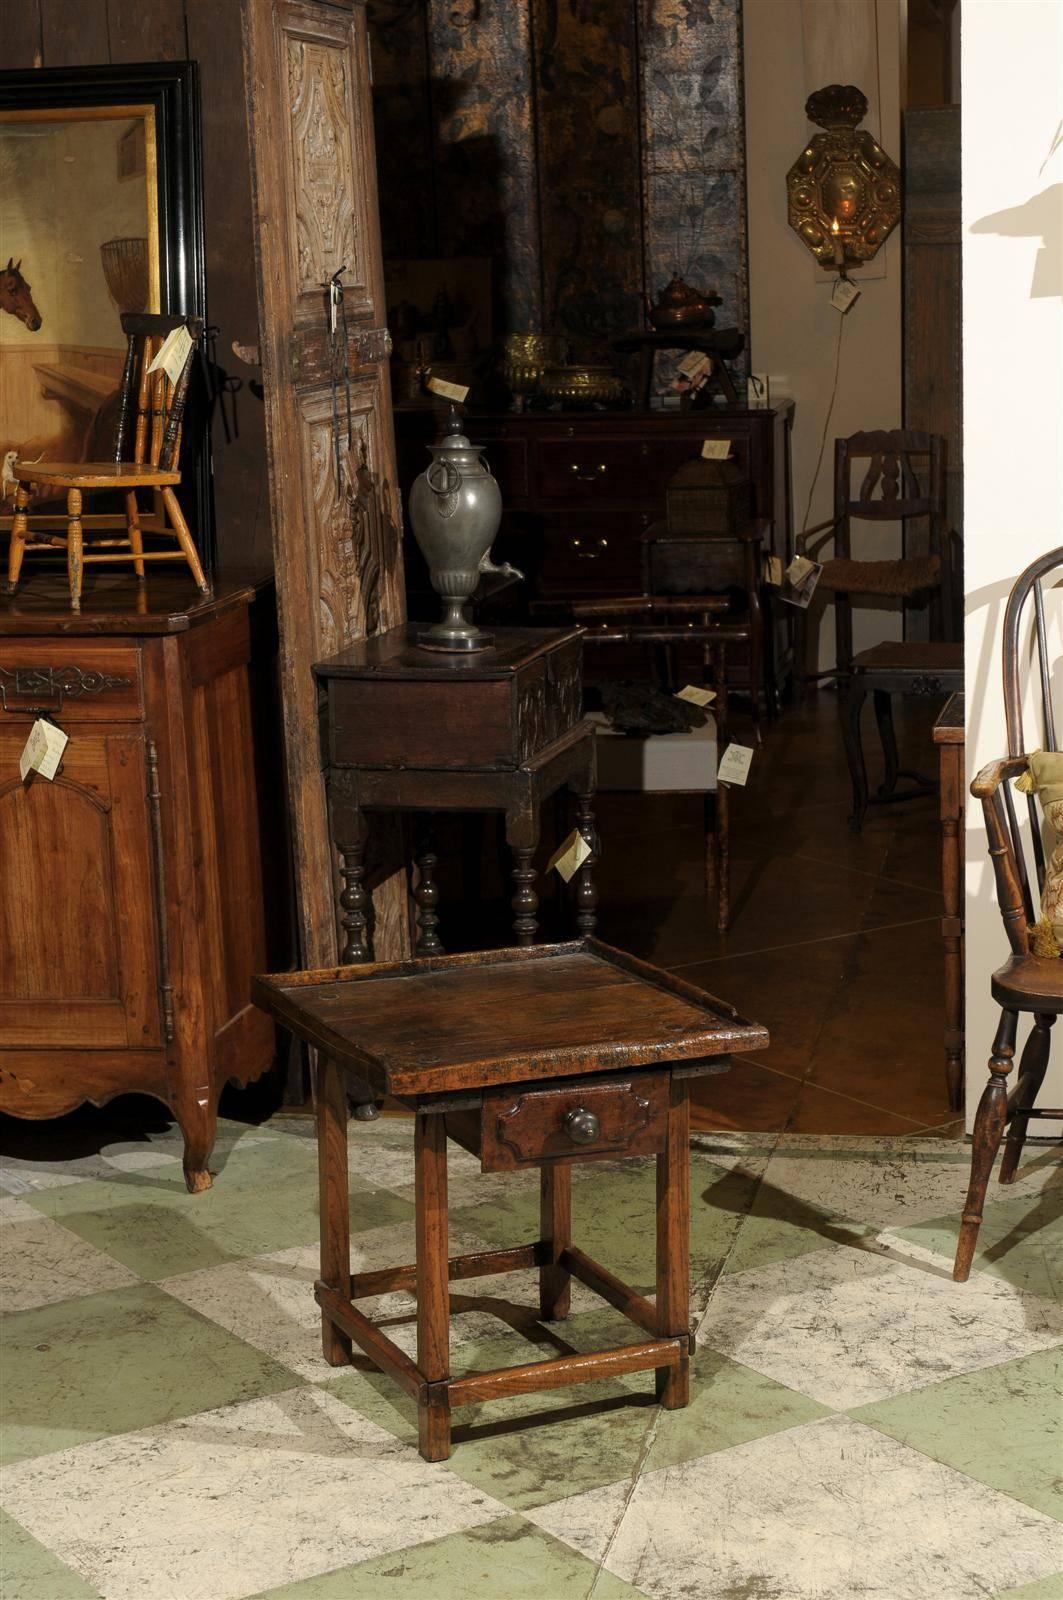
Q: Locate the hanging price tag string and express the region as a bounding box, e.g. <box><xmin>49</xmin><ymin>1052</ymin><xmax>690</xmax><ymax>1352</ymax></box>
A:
<box><xmin>323</xmin><ymin>267</ymin><xmax>354</xmax><ymax>495</ymax></box>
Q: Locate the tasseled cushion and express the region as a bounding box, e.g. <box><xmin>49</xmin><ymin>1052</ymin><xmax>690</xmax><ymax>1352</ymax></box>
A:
<box><xmin>1016</xmin><ymin>750</ymin><xmax>1063</xmax><ymax>948</ymax></box>
<box><xmin>818</xmin><ymin>556</ymin><xmax>941</xmax><ymax>596</ymax></box>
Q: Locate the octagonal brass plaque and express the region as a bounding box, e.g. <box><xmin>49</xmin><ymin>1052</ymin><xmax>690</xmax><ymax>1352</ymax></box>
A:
<box><xmin>786</xmin><ymin>85</ymin><xmax>901</xmax><ymax>270</ymax></box>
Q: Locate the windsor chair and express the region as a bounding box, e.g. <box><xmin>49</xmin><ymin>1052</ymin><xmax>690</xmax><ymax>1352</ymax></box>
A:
<box><xmin>955</xmin><ymin>546</ymin><xmax>1063</xmax><ymax>1282</ymax></box>
<box><xmin>5</xmin><ymin>313</ymin><xmax>210</xmax><ymax>610</ymax></box>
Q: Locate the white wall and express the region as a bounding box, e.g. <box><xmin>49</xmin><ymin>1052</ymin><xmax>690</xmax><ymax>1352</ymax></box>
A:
<box><xmin>963</xmin><ymin>0</ymin><xmax>1063</xmax><ymax>1125</ymax></box>
<box><xmin>744</xmin><ymin>0</ymin><xmax>903</xmax><ymax>670</ymax></box>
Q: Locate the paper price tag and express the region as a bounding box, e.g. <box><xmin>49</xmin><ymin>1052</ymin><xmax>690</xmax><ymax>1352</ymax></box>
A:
<box><xmin>676</xmin><ymin>349</ymin><xmax>711</xmax><ymax>378</ymax></box>
<box><xmin>19</xmin><ymin>718</ymin><xmax>69</xmax><ymax>782</ymax></box>
<box><xmin>675</xmin><ymin>683</ymin><xmax>716</xmax><ymax>707</ymax></box>
<box><xmin>147</xmin><ymin>324</ymin><xmax>193</xmax><ymax>387</ymax></box>
<box><xmin>831</xmin><ymin>278</ymin><xmax>861</xmax><ymax>314</ymax></box>
<box><xmin>764</xmin><ymin>555</ymin><xmax>783</xmax><ymax>586</ymax></box>
<box><xmin>781</xmin><ymin>556</ymin><xmax>823</xmax><ymax>609</ymax></box>
<box><xmin>700</xmin><ymin>439</ymin><xmax>732</xmax><ymax>461</ymax></box>
<box><xmin>717</xmin><ymin>742</ymin><xmax>754</xmax><ymax>787</ymax></box>
<box><xmin>747</xmin><ymin>372</ymin><xmax>770</xmax><ymax>409</ymax></box>
<box><xmin>786</xmin><ymin>555</ymin><xmax>815</xmax><ymax>586</ymax></box>
<box><xmin>426</xmin><ymin>376</ymin><xmax>469</xmax><ymax>403</ymax></box>
<box><xmin>547</xmin><ymin>828</ymin><xmax>592</xmax><ymax>883</ymax></box>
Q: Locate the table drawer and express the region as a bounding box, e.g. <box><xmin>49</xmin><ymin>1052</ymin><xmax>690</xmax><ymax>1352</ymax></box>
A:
<box><xmin>481</xmin><ymin>1072</ymin><xmax>668</xmax><ymax>1170</ymax></box>
<box><xmin>0</xmin><ymin>643</ymin><xmax>143</xmax><ymax>723</ymax></box>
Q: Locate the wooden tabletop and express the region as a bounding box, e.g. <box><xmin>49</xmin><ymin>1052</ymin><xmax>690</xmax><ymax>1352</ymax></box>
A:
<box><xmin>0</xmin><ymin>569</ymin><xmax>269</xmax><ymax>635</ymax></box>
<box><xmin>314</xmin><ymin>623</ymin><xmax>583</xmax><ymax>681</ymax></box>
<box><xmin>933</xmin><ymin>691</ymin><xmax>965</xmax><ymax>744</ymax></box>
<box><xmin>253</xmin><ymin>938</ymin><xmax>768</xmax><ymax>1099</ymax></box>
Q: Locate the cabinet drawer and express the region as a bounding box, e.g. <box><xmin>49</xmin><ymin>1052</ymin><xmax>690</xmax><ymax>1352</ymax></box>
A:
<box><xmin>481</xmin><ymin>1072</ymin><xmax>668</xmax><ymax>1170</ymax></box>
<box><xmin>0</xmin><ymin>643</ymin><xmax>143</xmax><ymax>723</ymax></box>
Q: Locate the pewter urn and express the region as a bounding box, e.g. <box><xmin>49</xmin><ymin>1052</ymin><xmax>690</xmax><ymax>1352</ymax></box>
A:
<box><xmin>408</xmin><ymin>407</ymin><xmax>521</xmax><ymax>651</ymax></box>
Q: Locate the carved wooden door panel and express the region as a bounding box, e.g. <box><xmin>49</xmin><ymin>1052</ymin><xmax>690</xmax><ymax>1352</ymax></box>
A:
<box><xmin>0</xmin><ymin>731</ymin><xmax>160</xmax><ymax>1051</ymax></box>
<box><xmin>242</xmin><ymin>0</ymin><xmax>408</xmax><ymax>967</ymax></box>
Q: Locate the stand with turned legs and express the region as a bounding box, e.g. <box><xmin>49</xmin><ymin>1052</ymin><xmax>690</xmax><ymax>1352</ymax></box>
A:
<box><xmin>253</xmin><ymin>939</ymin><xmax>767</xmax><ymax>1461</ymax></box>
<box><xmin>315</xmin><ymin>625</ymin><xmax>598</xmax><ymax>958</ymax></box>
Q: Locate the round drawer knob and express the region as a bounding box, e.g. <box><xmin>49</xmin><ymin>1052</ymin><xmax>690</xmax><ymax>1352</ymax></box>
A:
<box><xmin>564</xmin><ymin>1106</ymin><xmax>601</xmax><ymax>1144</ymax></box>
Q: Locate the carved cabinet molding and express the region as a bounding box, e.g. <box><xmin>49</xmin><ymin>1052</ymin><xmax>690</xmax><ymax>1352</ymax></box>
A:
<box><xmin>242</xmin><ymin>0</ymin><xmax>408</xmax><ymax>968</ymax></box>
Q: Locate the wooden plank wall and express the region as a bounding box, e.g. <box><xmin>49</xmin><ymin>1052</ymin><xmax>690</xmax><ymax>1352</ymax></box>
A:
<box><xmin>7</xmin><ymin>0</ymin><xmax>271</xmax><ymax>570</ymax></box>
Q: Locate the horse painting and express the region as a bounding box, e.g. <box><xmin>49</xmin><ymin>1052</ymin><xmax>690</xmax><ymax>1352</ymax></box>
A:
<box><xmin>0</xmin><ymin>259</ymin><xmax>42</xmax><ymax>332</ymax></box>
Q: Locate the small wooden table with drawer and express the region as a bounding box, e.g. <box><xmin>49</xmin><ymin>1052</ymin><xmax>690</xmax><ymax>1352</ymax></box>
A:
<box><xmin>253</xmin><ymin>939</ymin><xmax>767</xmax><ymax>1461</ymax></box>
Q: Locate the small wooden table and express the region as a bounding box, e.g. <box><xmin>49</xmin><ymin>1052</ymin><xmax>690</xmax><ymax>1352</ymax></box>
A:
<box><xmin>253</xmin><ymin>939</ymin><xmax>767</xmax><ymax>1461</ymax></box>
<box><xmin>314</xmin><ymin>624</ymin><xmax>597</xmax><ymax>959</ymax></box>
<box><xmin>933</xmin><ymin>692</ymin><xmax>965</xmax><ymax>1111</ymax></box>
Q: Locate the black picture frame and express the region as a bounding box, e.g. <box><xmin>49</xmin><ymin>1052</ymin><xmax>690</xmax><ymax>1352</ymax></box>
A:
<box><xmin>0</xmin><ymin>60</ymin><xmax>214</xmax><ymax>571</ymax></box>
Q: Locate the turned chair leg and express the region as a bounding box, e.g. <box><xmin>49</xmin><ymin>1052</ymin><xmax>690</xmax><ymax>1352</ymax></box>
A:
<box><xmin>573</xmin><ymin>789</ymin><xmax>598</xmax><ymax>936</ymax></box>
<box><xmin>5</xmin><ymin>481</ymin><xmax>30</xmax><ymax>594</ymax></box>
<box><xmin>840</xmin><ymin>678</ymin><xmax>869</xmax><ymax>831</ymax></box>
<box><xmin>125</xmin><ymin>490</ymin><xmax>146</xmax><ymax>580</ymax></box>
<box><xmin>954</xmin><ymin>1008</ymin><xmax>1018</xmax><ymax>1282</ymax></box>
<box><xmin>539</xmin><ymin>1164</ymin><xmax>571</xmax><ymax>1320</ymax></box>
<box><xmin>66</xmin><ymin>487</ymin><xmax>84</xmax><ymax>610</ymax></box>
<box><xmin>161</xmin><ymin>486</ymin><xmax>211</xmax><ymax>593</ymax></box>
<box><xmin>413</xmin><ymin>816</ymin><xmax>444</xmax><ymax>956</ymax></box>
<box><xmin>999</xmin><ymin>1013</ymin><xmax>1054</xmax><ymax>1183</ymax></box>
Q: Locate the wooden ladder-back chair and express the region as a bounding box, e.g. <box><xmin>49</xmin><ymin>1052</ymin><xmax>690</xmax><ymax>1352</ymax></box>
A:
<box><xmin>956</xmin><ymin>545</ymin><xmax>1063</xmax><ymax>1281</ymax></box>
<box><xmin>796</xmin><ymin>428</ymin><xmax>957</xmax><ymax>684</ymax></box>
<box><xmin>5</xmin><ymin>313</ymin><xmax>210</xmax><ymax>610</ymax></box>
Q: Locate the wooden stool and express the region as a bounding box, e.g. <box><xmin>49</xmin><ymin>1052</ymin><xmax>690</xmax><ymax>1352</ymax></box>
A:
<box><xmin>253</xmin><ymin>938</ymin><xmax>767</xmax><ymax>1462</ymax></box>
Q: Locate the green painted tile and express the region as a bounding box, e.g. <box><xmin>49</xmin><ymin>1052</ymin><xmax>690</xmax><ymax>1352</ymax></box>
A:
<box><xmin>852</xmin><ymin>1347</ymin><xmax>1063</xmax><ymax>1522</ymax></box>
<box><xmin>892</xmin><ymin>1185</ymin><xmax>1062</xmax><ymax>1300</ymax></box>
<box><xmin>452</xmin><ymin>1155</ymin><xmax>759</xmax><ymax>1297</ymax></box>
<box><xmin>642</xmin><ymin>1347</ymin><xmax>831</xmax><ymax>1473</ymax></box>
<box><xmin>996</xmin><ymin>1574</ymin><xmax>1063</xmax><ymax>1600</ymax></box>
<box><xmin>326</xmin><ymin>1309</ymin><xmax>661</xmax><ymax>1511</ymax></box>
<box><xmin>250</xmin><ymin>1515</ymin><xmax>646</xmax><ymax>1599</ymax></box>
<box><xmin>0</xmin><ymin>1509</ymin><xmax>102</xmax><ymax>1599</ymax></box>
<box><xmin>1</xmin><ymin>1283</ymin><xmax>299</xmax><ymax>1464</ymax></box>
<box><xmin>22</xmin><ymin>1146</ymin><xmax>412</xmax><ymax>1280</ymax></box>
<box><xmin>723</xmin><ymin>1194</ymin><xmax>874</xmax><ymax>1276</ymax></box>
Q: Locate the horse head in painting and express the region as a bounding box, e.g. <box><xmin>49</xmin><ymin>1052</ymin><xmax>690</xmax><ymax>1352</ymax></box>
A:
<box><xmin>0</xmin><ymin>260</ymin><xmax>42</xmax><ymax>331</ymax></box>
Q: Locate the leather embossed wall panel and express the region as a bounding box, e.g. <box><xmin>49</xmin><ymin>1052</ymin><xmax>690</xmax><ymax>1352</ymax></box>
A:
<box><xmin>367</xmin><ymin>0</ymin><xmax>748</xmax><ymax>360</ymax></box>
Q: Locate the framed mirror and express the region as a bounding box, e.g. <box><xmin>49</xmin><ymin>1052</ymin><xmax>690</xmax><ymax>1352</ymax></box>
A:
<box><xmin>0</xmin><ymin>61</ymin><xmax>213</xmax><ymax>570</ymax></box>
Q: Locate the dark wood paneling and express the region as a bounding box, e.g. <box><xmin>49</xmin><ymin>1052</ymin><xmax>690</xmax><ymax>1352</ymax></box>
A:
<box><xmin>4</xmin><ymin>0</ymin><xmax>43</xmax><ymax>68</ymax></box>
<box><xmin>106</xmin><ymin>0</ymin><xmax>187</xmax><ymax>61</ymax></box>
<box><xmin>39</xmin><ymin>0</ymin><xmax>110</xmax><ymax>65</ymax></box>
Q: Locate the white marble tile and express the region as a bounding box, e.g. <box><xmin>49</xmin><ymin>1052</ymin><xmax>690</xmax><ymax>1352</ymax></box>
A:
<box><xmin>0</xmin><ymin>1385</ymin><xmax>509</xmax><ymax>1600</ymax></box>
<box><xmin>161</xmin><ymin>1221</ymin><xmax>601</xmax><ymax>1381</ymax></box>
<box><xmin>0</xmin><ymin>1193</ymin><xmax>42</xmax><ymax>1225</ymax></box>
<box><xmin>696</xmin><ymin>1241</ymin><xmax>1063</xmax><ymax>1407</ymax></box>
<box><xmin>528</xmin><ymin>1416</ymin><xmax>1063</xmax><ymax>1600</ymax></box>
<box><xmin>751</xmin><ymin>1135</ymin><xmax>1059</xmax><ymax>1236</ymax></box>
<box><xmin>0</xmin><ymin>1214</ymin><xmax>139</xmax><ymax>1312</ymax></box>
<box><xmin>0</xmin><ymin>1130</ymin><xmax>277</xmax><ymax>1194</ymax></box>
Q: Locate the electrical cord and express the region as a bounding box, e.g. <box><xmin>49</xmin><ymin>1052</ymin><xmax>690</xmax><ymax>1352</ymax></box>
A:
<box><xmin>799</xmin><ymin>308</ymin><xmax>845</xmax><ymax>537</ymax></box>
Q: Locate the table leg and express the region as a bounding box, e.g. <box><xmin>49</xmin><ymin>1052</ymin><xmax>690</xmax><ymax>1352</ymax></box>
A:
<box><xmin>316</xmin><ymin>1054</ymin><xmax>352</xmax><ymax>1367</ymax></box>
<box><xmin>413</xmin><ymin>816</ymin><xmax>444</xmax><ymax>956</ymax></box>
<box><xmin>840</xmin><ymin>679</ymin><xmax>870</xmax><ymax>832</ymax></box>
<box><xmin>940</xmin><ymin>743</ymin><xmax>965</xmax><ymax>1111</ymax></box>
<box><xmin>331</xmin><ymin>780</ymin><xmax>370</xmax><ymax>963</ymax></box>
<box><xmin>874</xmin><ymin>690</ymin><xmax>900</xmax><ymax>800</ymax></box>
<box><xmin>573</xmin><ymin>789</ymin><xmax>598</xmax><ymax>936</ymax></box>
<box><xmin>655</xmin><ymin>1077</ymin><xmax>690</xmax><ymax>1409</ymax></box>
<box><xmin>539</xmin><ymin>1164</ymin><xmax>571</xmax><ymax>1320</ymax></box>
<box><xmin>507</xmin><ymin>812</ymin><xmax>540</xmax><ymax>946</ymax></box>
<box><xmin>415</xmin><ymin>1112</ymin><xmax>451</xmax><ymax>1461</ymax></box>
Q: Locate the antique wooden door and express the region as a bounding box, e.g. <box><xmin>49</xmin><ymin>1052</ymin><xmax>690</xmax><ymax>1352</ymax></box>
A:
<box><xmin>241</xmin><ymin>0</ymin><xmax>408</xmax><ymax>967</ymax></box>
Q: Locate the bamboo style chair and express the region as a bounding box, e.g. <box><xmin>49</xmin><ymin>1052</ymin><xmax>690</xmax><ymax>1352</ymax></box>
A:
<box><xmin>955</xmin><ymin>546</ymin><xmax>1063</xmax><ymax>1282</ymax></box>
<box><xmin>5</xmin><ymin>313</ymin><xmax>210</xmax><ymax>610</ymax></box>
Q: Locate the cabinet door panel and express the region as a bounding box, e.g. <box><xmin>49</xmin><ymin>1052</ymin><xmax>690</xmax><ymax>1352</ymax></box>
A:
<box><xmin>0</xmin><ymin>731</ymin><xmax>161</xmax><ymax>1049</ymax></box>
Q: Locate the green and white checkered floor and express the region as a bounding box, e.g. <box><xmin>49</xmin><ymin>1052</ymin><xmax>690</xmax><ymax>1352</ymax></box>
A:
<box><xmin>1</xmin><ymin>1111</ymin><xmax>1060</xmax><ymax>1600</ymax></box>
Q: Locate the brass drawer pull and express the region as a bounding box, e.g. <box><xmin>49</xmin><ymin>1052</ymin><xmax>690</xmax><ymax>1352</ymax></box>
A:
<box><xmin>569</xmin><ymin>462</ymin><xmax>607</xmax><ymax>482</ymax></box>
<box><xmin>564</xmin><ymin>1106</ymin><xmax>601</xmax><ymax>1144</ymax></box>
<box><xmin>570</xmin><ymin>536</ymin><xmax>608</xmax><ymax>558</ymax></box>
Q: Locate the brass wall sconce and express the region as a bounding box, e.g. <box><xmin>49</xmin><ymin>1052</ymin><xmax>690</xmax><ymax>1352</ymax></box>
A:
<box><xmin>786</xmin><ymin>84</ymin><xmax>901</xmax><ymax>275</ymax></box>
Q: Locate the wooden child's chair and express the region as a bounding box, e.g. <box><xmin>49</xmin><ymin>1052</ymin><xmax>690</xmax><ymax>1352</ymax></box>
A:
<box><xmin>956</xmin><ymin>546</ymin><xmax>1063</xmax><ymax>1281</ymax></box>
<box><xmin>5</xmin><ymin>313</ymin><xmax>211</xmax><ymax>610</ymax></box>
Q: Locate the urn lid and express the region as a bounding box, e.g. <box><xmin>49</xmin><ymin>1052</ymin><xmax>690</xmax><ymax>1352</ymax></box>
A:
<box><xmin>427</xmin><ymin>403</ymin><xmax>488</xmax><ymax>469</ymax></box>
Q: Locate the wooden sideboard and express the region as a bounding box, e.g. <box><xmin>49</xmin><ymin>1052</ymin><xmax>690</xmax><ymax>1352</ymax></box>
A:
<box><xmin>395</xmin><ymin>403</ymin><xmax>795</xmax><ymax>694</ymax></box>
<box><xmin>0</xmin><ymin>573</ymin><xmax>282</xmax><ymax>1190</ymax></box>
